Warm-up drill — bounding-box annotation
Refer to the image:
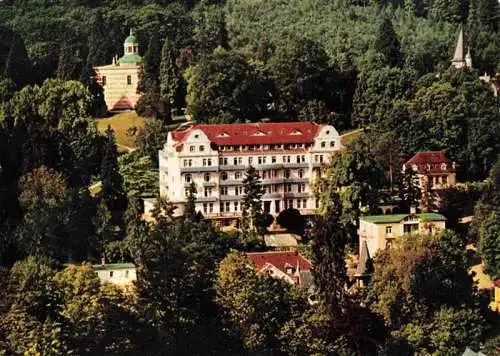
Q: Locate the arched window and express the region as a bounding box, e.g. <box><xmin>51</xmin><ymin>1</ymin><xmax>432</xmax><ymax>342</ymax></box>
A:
<box><xmin>298</xmin><ymin>169</ymin><xmax>304</xmax><ymax>178</ymax></box>
<box><xmin>127</xmin><ymin>75</ymin><xmax>132</xmax><ymax>85</ymax></box>
<box><xmin>184</xmin><ymin>174</ymin><xmax>191</xmax><ymax>183</ymax></box>
<box><xmin>204</xmin><ymin>173</ymin><xmax>210</xmax><ymax>182</ymax></box>
<box><xmin>221</xmin><ymin>172</ymin><xmax>228</xmax><ymax>180</ymax></box>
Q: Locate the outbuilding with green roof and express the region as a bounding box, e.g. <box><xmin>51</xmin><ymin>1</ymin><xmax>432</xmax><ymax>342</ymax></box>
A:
<box><xmin>358</xmin><ymin>213</ymin><xmax>447</xmax><ymax>258</ymax></box>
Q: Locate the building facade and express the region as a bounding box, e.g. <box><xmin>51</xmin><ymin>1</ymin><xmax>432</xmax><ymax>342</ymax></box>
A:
<box><xmin>358</xmin><ymin>213</ymin><xmax>447</xmax><ymax>257</ymax></box>
<box><xmin>158</xmin><ymin>122</ymin><xmax>343</xmax><ymax>223</ymax></box>
<box><xmin>403</xmin><ymin>151</ymin><xmax>457</xmax><ymax>210</ymax></box>
<box><xmin>94</xmin><ymin>29</ymin><xmax>142</xmax><ymax>111</ymax></box>
<box><xmin>92</xmin><ymin>263</ymin><xmax>137</xmax><ymax>286</ymax></box>
<box><xmin>246</xmin><ymin>251</ymin><xmax>313</xmax><ymax>288</ymax></box>
<box><xmin>403</xmin><ymin>151</ymin><xmax>457</xmax><ymax>190</ymax></box>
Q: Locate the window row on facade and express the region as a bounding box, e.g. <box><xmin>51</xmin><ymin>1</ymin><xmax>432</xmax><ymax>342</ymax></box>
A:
<box><xmin>201</xmin><ymin>198</ymin><xmax>314</xmax><ymax>214</ymax></box>
<box><xmin>101</xmin><ymin>75</ymin><xmax>132</xmax><ymax>86</ymax></box>
<box><xmin>182</xmin><ymin>154</ymin><xmax>325</xmax><ymax>168</ymax></box>
<box><xmin>183</xmin><ymin>169</ymin><xmax>308</xmax><ymax>183</ymax></box>
<box><xmin>185</xmin><ymin>182</ymin><xmax>308</xmax><ymax>197</ymax></box>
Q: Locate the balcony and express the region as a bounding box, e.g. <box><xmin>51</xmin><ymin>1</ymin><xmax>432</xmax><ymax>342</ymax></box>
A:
<box><xmin>219</xmin><ymin>195</ymin><xmax>242</xmax><ymax>201</ymax></box>
<box><xmin>219</xmin><ymin>165</ymin><xmax>245</xmax><ymax>171</ymax></box>
<box><xmin>180</xmin><ymin>166</ymin><xmax>218</xmax><ymax>173</ymax></box>
<box><xmin>202</xmin><ymin>181</ymin><xmax>217</xmax><ymax>187</ymax></box>
<box><xmin>196</xmin><ymin>196</ymin><xmax>218</xmax><ymax>202</ymax></box>
<box><xmin>261</xmin><ymin>178</ymin><xmax>285</xmax><ymax>185</ymax></box>
<box><xmin>256</xmin><ymin>163</ymin><xmax>284</xmax><ymax>170</ymax></box>
<box><xmin>263</xmin><ymin>193</ymin><xmax>282</xmax><ymax>199</ymax></box>
<box><xmin>285</xmin><ymin>177</ymin><xmax>309</xmax><ymax>184</ymax></box>
<box><xmin>299</xmin><ymin>208</ymin><xmax>317</xmax><ymax>215</ymax></box>
<box><xmin>220</xmin><ymin>179</ymin><xmax>244</xmax><ymax>186</ymax></box>
<box><xmin>312</xmin><ymin>162</ymin><xmax>326</xmax><ymax>168</ymax></box>
<box><xmin>204</xmin><ymin>212</ymin><xmax>242</xmax><ymax>219</ymax></box>
<box><xmin>284</xmin><ymin>192</ymin><xmax>310</xmax><ymax>198</ymax></box>
<box><xmin>283</xmin><ymin>162</ymin><xmax>309</xmax><ymax>169</ymax></box>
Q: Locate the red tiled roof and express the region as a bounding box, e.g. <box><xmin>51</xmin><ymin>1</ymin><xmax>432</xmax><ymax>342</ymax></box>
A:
<box><xmin>406</xmin><ymin>151</ymin><xmax>452</xmax><ymax>166</ymax></box>
<box><xmin>246</xmin><ymin>251</ymin><xmax>312</xmax><ymax>274</ymax></box>
<box><xmin>171</xmin><ymin>122</ymin><xmax>322</xmax><ymax>146</ymax></box>
<box><xmin>405</xmin><ymin>151</ymin><xmax>456</xmax><ymax>174</ymax></box>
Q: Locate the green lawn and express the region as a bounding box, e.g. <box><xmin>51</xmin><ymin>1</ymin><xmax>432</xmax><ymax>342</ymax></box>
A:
<box><xmin>96</xmin><ymin>111</ymin><xmax>146</xmax><ymax>149</ymax></box>
<box><xmin>340</xmin><ymin>128</ymin><xmax>364</xmax><ymax>146</ymax></box>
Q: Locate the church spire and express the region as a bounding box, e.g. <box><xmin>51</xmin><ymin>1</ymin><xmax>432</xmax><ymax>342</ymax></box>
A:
<box><xmin>451</xmin><ymin>27</ymin><xmax>466</xmax><ymax>69</ymax></box>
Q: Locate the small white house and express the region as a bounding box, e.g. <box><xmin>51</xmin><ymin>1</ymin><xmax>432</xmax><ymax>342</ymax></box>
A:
<box><xmin>92</xmin><ymin>263</ymin><xmax>137</xmax><ymax>286</ymax></box>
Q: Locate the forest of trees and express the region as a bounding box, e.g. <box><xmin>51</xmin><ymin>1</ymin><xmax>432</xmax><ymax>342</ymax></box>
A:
<box><xmin>0</xmin><ymin>0</ymin><xmax>499</xmax><ymax>354</ymax></box>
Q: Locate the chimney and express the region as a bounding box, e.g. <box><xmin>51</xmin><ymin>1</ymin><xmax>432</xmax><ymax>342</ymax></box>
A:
<box><xmin>410</xmin><ymin>206</ymin><xmax>417</xmax><ymax>214</ymax></box>
<box><xmin>101</xmin><ymin>256</ymin><xmax>106</xmax><ymax>265</ymax></box>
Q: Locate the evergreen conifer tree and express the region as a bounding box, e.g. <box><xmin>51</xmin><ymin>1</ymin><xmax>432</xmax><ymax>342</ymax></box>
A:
<box><xmin>311</xmin><ymin>191</ymin><xmax>387</xmax><ymax>353</ymax></box>
<box><xmin>84</xmin><ymin>12</ymin><xmax>108</xmax><ymax>68</ymax></box>
<box><xmin>186</xmin><ymin>182</ymin><xmax>197</xmax><ymax>220</ymax></box>
<box><xmin>374</xmin><ymin>18</ymin><xmax>403</xmax><ymax>67</ymax></box>
<box><xmin>100</xmin><ymin>126</ymin><xmax>126</xmax><ymax>212</ymax></box>
<box><xmin>159</xmin><ymin>36</ymin><xmax>180</xmax><ymax>110</ymax></box>
<box><xmin>312</xmin><ymin>192</ymin><xmax>347</xmax><ymax>316</ymax></box>
<box><xmin>400</xmin><ymin>167</ymin><xmax>421</xmax><ymax>212</ymax></box>
<box><xmin>79</xmin><ymin>62</ymin><xmax>107</xmax><ymax>117</ymax></box>
<box><xmin>56</xmin><ymin>42</ymin><xmax>83</xmax><ymax>81</ymax></box>
<box><xmin>137</xmin><ymin>33</ymin><xmax>162</xmax><ymax>95</ymax></box>
<box><xmin>241</xmin><ymin>166</ymin><xmax>264</xmax><ymax>232</ymax></box>
<box><xmin>4</xmin><ymin>33</ymin><xmax>32</xmax><ymax>88</ymax></box>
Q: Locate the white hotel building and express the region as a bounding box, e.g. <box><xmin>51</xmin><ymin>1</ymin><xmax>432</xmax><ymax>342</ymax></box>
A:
<box><xmin>158</xmin><ymin>122</ymin><xmax>343</xmax><ymax>224</ymax></box>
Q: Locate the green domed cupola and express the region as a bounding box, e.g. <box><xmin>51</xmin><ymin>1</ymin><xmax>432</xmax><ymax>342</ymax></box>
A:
<box><xmin>117</xmin><ymin>29</ymin><xmax>142</xmax><ymax>65</ymax></box>
<box><xmin>124</xmin><ymin>29</ymin><xmax>137</xmax><ymax>44</ymax></box>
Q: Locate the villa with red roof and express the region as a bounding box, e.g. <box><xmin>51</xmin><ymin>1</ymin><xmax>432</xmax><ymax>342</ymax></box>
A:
<box><xmin>158</xmin><ymin>122</ymin><xmax>342</xmax><ymax>224</ymax></box>
<box><xmin>402</xmin><ymin>151</ymin><xmax>457</xmax><ymax>210</ymax></box>
<box><xmin>402</xmin><ymin>151</ymin><xmax>457</xmax><ymax>188</ymax></box>
<box><xmin>246</xmin><ymin>251</ymin><xmax>313</xmax><ymax>288</ymax></box>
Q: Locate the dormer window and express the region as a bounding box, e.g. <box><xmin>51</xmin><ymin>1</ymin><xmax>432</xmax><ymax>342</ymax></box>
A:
<box><xmin>217</xmin><ymin>132</ymin><xmax>230</xmax><ymax>138</ymax></box>
<box><xmin>253</xmin><ymin>131</ymin><xmax>266</xmax><ymax>136</ymax></box>
<box><xmin>330</xmin><ymin>141</ymin><xmax>335</xmax><ymax>147</ymax></box>
<box><xmin>290</xmin><ymin>129</ymin><xmax>303</xmax><ymax>135</ymax></box>
<box><xmin>190</xmin><ymin>145</ymin><xmax>195</xmax><ymax>152</ymax></box>
<box><xmin>441</xmin><ymin>163</ymin><xmax>447</xmax><ymax>170</ymax></box>
<box><xmin>199</xmin><ymin>145</ymin><xmax>205</xmax><ymax>152</ymax></box>
<box><xmin>321</xmin><ymin>141</ymin><xmax>326</xmax><ymax>148</ymax></box>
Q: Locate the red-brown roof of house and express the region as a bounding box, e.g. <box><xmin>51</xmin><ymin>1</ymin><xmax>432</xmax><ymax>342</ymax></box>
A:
<box><xmin>246</xmin><ymin>251</ymin><xmax>312</xmax><ymax>273</ymax></box>
<box><xmin>406</xmin><ymin>151</ymin><xmax>452</xmax><ymax>166</ymax></box>
<box><xmin>171</xmin><ymin>122</ymin><xmax>323</xmax><ymax>146</ymax></box>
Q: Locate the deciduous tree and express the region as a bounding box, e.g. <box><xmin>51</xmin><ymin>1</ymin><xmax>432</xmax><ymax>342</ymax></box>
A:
<box><xmin>100</xmin><ymin>126</ymin><xmax>126</xmax><ymax>212</ymax></box>
<box><xmin>185</xmin><ymin>50</ymin><xmax>269</xmax><ymax>123</ymax></box>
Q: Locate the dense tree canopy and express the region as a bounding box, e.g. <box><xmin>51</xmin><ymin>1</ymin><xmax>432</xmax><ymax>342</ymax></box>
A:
<box><xmin>185</xmin><ymin>49</ymin><xmax>269</xmax><ymax>123</ymax></box>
